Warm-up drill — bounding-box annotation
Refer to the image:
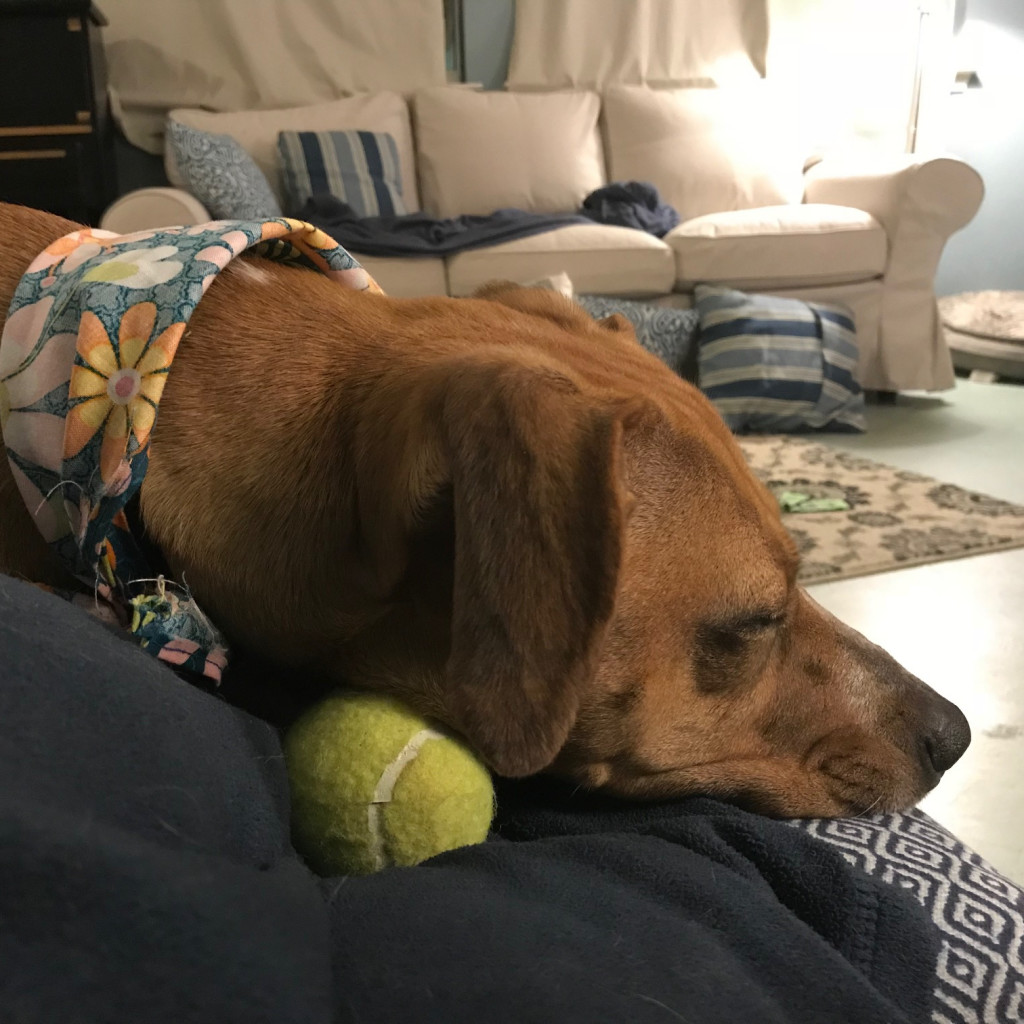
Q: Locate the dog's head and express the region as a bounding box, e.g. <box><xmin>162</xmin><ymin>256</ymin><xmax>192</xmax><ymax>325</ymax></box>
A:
<box><xmin>352</xmin><ymin>283</ymin><xmax>969</xmax><ymax>817</ymax></box>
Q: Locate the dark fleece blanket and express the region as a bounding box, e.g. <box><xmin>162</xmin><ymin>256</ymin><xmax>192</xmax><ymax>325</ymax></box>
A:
<box><xmin>0</xmin><ymin>573</ymin><xmax>940</xmax><ymax>1023</ymax></box>
<box><xmin>296</xmin><ymin>193</ymin><xmax>590</xmax><ymax>258</ymax></box>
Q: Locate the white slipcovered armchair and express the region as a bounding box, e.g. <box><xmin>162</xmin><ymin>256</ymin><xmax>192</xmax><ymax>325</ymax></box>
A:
<box><xmin>802</xmin><ymin>156</ymin><xmax>984</xmax><ymax>391</ymax></box>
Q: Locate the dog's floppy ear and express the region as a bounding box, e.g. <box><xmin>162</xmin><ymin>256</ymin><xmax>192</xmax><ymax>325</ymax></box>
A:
<box><xmin>598</xmin><ymin>312</ymin><xmax>635</xmax><ymax>337</ymax></box>
<box><xmin>439</xmin><ymin>358</ymin><xmax>632</xmax><ymax>777</ymax></box>
<box><xmin>474</xmin><ymin>281</ymin><xmax>599</xmax><ymax>335</ymax></box>
<box><xmin>474</xmin><ymin>282</ymin><xmax>640</xmax><ymax>346</ymax></box>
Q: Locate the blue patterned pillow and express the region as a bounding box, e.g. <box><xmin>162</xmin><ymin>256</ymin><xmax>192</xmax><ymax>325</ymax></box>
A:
<box><xmin>695</xmin><ymin>285</ymin><xmax>866</xmax><ymax>433</ymax></box>
<box><xmin>165</xmin><ymin>120</ymin><xmax>282</xmax><ymax>221</ymax></box>
<box><xmin>576</xmin><ymin>295</ymin><xmax>700</xmax><ymax>379</ymax></box>
<box><xmin>277</xmin><ymin>130</ymin><xmax>407</xmax><ymax>218</ymax></box>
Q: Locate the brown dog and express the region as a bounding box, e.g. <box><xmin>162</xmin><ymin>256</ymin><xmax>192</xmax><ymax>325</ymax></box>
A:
<box><xmin>0</xmin><ymin>203</ymin><xmax>969</xmax><ymax>816</ymax></box>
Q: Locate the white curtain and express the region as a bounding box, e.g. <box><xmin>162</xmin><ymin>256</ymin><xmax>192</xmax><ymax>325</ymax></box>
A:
<box><xmin>767</xmin><ymin>0</ymin><xmax>956</xmax><ymax>156</ymax></box>
<box><xmin>506</xmin><ymin>0</ymin><xmax>770</xmax><ymax>90</ymax></box>
<box><xmin>507</xmin><ymin>0</ymin><xmax>956</xmax><ymax>155</ymax></box>
<box><xmin>101</xmin><ymin>0</ymin><xmax>447</xmax><ymax>153</ymax></box>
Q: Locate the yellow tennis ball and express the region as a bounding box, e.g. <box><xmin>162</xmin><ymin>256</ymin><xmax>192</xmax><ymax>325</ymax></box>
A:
<box><xmin>284</xmin><ymin>692</ymin><xmax>495</xmax><ymax>875</ymax></box>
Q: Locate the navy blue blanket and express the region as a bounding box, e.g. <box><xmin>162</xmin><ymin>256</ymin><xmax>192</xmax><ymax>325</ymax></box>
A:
<box><xmin>296</xmin><ymin>193</ymin><xmax>590</xmax><ymax>258</ymax></box>
<box><xmin>0</xmin><ymin>574</ymin><xmax>945</xmax><ymax>1023</ymax></box>
<box><xmin>580</xmin><ymin>180</ymin><xmax>681</xmax><ymax>237</ymax></box>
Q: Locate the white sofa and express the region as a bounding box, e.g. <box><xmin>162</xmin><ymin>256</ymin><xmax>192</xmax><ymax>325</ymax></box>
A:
<box><xmin>104</xmin><ymin>84</ymin><xmax>985</xmax><ymax>393</ymax></box>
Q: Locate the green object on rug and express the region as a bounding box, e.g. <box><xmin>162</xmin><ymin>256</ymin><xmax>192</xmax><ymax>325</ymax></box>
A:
<box><xmin>777</xmin><ymin>490</ymin><xmax>851</xmax><ymax>514</ymax></box>
<box><xmin>740</xmin><ymin>434</ymin><xmax>1024</xmax><ymax>585</ymax></box>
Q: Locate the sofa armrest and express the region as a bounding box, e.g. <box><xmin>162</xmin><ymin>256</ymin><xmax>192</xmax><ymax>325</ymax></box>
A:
<box><xmin>805</xmin><ymin>155</ymin><xmax>984</xmax><ymax>392</ymax></box>
<box><xmin>803</xmin><ymin>154</ymin><xmax>984</xmax><ymax>245</ymax></box>
<box><xmin>99</xmin><ymin>187</ymin><xmax>212</xmax><ymax>234</ymax></box>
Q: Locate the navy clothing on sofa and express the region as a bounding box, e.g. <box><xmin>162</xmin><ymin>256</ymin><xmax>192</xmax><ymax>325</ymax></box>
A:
<box><xmin>297</xmin><ymin>193</ymin><xmax>590</xmax><ymax>258</ymax></box>
<box><xmin>580</xmin><ymin>180</ymin><xmax>681</xmax><ymax>237</ymax></box>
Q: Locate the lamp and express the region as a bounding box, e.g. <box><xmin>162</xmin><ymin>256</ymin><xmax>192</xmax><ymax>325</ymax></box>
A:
<box><xmin>906</xmin><ymin>1</ymin><xmax>930</xmax><ymax>152</ymax></box>
<box><xmin>906</xmin><ymin>0</ymin><xmax>981</xmax><ymax>153</ymax></box>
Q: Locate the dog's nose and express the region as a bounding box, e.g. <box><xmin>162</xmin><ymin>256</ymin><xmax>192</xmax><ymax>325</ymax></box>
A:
<box><xmin>920</xmin><ymin>695</ymin><xmax>971</xmax><ymax>774</ymax></box>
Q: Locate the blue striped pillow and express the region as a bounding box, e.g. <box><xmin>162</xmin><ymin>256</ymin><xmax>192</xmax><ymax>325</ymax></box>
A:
<box><xmin>278</xmin><ymin>130</ymin><xmax>407</xmax><ymax>219</ymax></box>
<box><xmin>695</xmin><ymin>285</ymin><xmax>865</xmax><ymax>433</ymax></box>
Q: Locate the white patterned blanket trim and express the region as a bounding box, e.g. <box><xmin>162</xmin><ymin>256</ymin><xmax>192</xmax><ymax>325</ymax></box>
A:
<box><xmin>793</xmin><ymin>812</ymin><xmax>1024</xmax><ymax>1023</ymax></box>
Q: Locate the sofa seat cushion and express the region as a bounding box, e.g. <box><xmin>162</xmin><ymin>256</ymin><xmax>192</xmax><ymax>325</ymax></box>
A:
<box><xmin>351</xmin><ymin>254</ymin><xmax>447</xmax><ymax>299</ymax></box>
<box><xmin>668</xmin><ymin>204</ymin><xmax>887</xmax><ymax>290</ymax></box>
<box><xmin>445</xmin><ymin>224</ymin><xmax>674</xmax><ymax>298</ymax></box>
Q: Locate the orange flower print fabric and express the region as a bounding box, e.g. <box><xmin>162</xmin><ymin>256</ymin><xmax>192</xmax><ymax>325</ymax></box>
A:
<box><xmin>0</xmin><ymin>217</ymin><xmax>381</xmax><ymax>680</ymax></box>
<box><xmin>65</xmin><ymin>304</ymin><xmax>183</xmax><ymax>486</ymax></box>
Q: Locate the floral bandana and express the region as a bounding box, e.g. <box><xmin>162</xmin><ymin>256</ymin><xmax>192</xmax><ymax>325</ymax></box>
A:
<box><xmin>0</xmin><ymin>217</ymin><xmax>381</xmax><ymax>681</ymax></box>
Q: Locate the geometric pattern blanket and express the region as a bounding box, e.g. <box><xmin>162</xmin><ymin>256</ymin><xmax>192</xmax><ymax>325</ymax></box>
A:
<box><xmin>795</xmin><ymin>812</ymin><xmax>1024</xmax><ymax>1023</ymax></box>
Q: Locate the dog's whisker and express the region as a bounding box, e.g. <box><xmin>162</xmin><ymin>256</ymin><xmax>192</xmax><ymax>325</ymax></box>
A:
<box><xmin>855</xmin><ymin>795</ymin><xmax>884</xmax><ymax>818</ymax></box>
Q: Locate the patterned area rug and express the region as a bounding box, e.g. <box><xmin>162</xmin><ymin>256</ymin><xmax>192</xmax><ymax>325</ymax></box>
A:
<box><xmin>739</xmin><ymin>436</ymin><xmax>1024</xmax><ymax>585</ymax></box>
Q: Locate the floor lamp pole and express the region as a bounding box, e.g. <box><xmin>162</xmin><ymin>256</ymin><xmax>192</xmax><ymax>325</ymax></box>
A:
<box><xmin>906</xmin><ymin>2</ymin><xmax>929</xmax><ymax>153</ymax></box>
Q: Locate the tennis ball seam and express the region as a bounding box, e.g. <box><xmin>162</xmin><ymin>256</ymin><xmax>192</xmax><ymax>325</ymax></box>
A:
<box><xmin>367</xmin><ymin>726</ymin><xmax>445</xmax><ymax>871</ymax></box>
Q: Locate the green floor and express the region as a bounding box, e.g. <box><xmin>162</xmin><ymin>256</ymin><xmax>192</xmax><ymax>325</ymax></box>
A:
<box><xmin>809</xmin><ymin>378</ymin><xmax>1024</xmax><ymax>881</ymax></box>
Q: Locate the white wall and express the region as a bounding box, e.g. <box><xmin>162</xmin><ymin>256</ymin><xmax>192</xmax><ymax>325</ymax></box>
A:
<box><xmin>935</xmin><ymin>0</ymin><xmax>1024</xmax><ymax>294</ymax></box>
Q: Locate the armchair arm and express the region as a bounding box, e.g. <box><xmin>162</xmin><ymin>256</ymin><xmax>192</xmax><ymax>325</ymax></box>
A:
<box><xmin>804</xmin><ymin>155</ymin><xmax>984</xmax><ymax>392</ymax></box>
<box><xmin>803</xmin><ymin>154</ymin><xmax>984</xmax><ymax>244</ymax></box>
<box><xmin>99</xmin><ymin>187</ymin><xmax>212</xmax><ymax>233</ymax></box>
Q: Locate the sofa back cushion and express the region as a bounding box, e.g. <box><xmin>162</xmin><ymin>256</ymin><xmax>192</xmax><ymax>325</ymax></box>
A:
<box><xmin>277</xmin><ymin>130</ymin><xmax>408</xmax><ymax>217</ymax></box>
<box><xmin>602</xmin><ymin>85</ymin><xmax>804</xmax><ymax>222</ymax></box>
<box><xmin>414</xmin><ymin>88</ymin><xmax>606</xmax><ymax>218</ymax></box>
<box><xmin>165</xmin><ymin>92</ymin><xmax>420</xmax><ymax>211</ymax></box>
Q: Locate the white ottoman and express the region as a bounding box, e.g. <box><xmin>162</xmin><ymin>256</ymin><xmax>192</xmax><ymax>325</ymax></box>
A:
<box><xmin>939</xmin><ymin>290</ymin><xmax>1024</xmax><ymax>381</ymax></box>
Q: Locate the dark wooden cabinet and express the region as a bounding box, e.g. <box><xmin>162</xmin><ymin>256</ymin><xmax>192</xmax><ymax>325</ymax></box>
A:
<box><xmin>0</xmin><ymin>0</ymin><xmax>116</xmax><ymax>224</ymax></box>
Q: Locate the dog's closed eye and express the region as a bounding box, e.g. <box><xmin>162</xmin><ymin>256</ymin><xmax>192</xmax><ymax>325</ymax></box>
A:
<box><xmin>704</xmin><ymin>610</ymin><xmax>785</xmax><ymax>641</ymax></box>
<box><xmin>738</xmin><ymin>610</ymin><xmax>786</xmax><ymax>633</ymax></box>
<box><xmin>694</xmin><ymin>610</ymin><xmax>785</xmax><ymax>692</ymax></box>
